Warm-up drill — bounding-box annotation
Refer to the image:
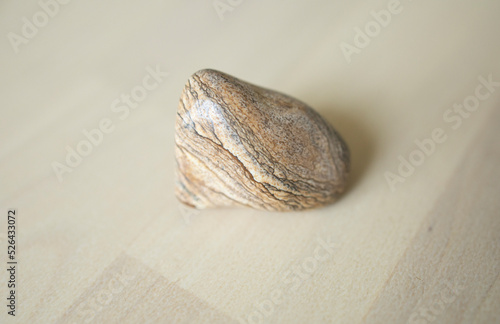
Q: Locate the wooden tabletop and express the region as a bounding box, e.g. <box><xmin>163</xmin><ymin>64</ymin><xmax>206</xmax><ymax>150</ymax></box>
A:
<box><xmin>1</xmin><ymin>1</ymin><xmax>499</xmax><ymax>323</ymax></box>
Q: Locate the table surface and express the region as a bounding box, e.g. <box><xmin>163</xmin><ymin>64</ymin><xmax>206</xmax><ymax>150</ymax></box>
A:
<box><xmin>1</xmin><ymin>1</ymin><xmax>500</xmax><ymax>323</ymax></box>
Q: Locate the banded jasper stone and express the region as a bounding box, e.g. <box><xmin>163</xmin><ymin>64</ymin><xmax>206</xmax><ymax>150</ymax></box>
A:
<box><xmin>175</xmin><ymin>69</ymin><xmax>350</xmax><ymax>211</ymax></box>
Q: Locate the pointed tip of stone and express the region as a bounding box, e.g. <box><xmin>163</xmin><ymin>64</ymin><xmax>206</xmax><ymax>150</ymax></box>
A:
<box><xmin>190</xmin><ymin>69</ymin><xmax>228</xmax><ymax>82</ymax></box>
<box><xmin>181</xmin><ymin>69</ymin><xmax>231</xmax><ymax>99</ymax></box>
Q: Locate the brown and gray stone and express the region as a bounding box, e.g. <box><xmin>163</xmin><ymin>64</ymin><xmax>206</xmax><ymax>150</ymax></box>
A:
<box><xmin>175</xmin><ymin>69</ymin><xmax>350</xmax><ymax>211</ymax></box>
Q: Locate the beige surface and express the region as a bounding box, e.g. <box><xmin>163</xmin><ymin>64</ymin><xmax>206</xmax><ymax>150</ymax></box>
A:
<box><xmin>1</xmin><ymin>0</ymin><xmax>500</xmax><ymax>323</ymax></box>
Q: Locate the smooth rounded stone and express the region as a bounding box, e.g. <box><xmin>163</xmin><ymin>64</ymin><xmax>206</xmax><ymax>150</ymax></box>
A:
<box><xmin>175</xmin><ymin>69</ymin><xmax>350</xmax><ymax>211</ymax></box>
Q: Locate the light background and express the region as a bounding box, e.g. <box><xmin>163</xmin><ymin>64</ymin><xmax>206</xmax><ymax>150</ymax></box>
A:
<box><xmin>1</xmin><ymin>0</ymin><xmax>499</xmax><ymax>323</ymax></box>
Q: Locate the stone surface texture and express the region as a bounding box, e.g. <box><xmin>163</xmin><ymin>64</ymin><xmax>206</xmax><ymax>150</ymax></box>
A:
<box><xmin>175</xmin><ymin>69</ymin><xmax>350</xmax><ymax>211</ymax></box>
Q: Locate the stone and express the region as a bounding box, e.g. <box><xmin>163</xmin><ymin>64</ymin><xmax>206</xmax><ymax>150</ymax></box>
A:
<box><xmin>175</xmin><ymin>69</ymin><xmax>350</xmax><ymax>211</ymax></box>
